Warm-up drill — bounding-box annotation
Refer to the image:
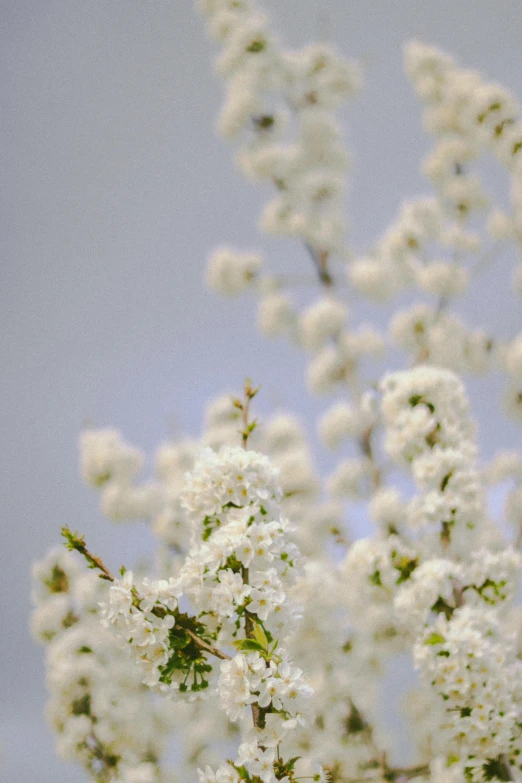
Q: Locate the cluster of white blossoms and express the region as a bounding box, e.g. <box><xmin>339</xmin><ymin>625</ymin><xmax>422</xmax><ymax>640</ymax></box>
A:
<box><xmin>206</xmin><ymin>247</ymin><xmax>262</xmax><ymax>297</ymax></box>
<box><xmin>31</xmin><ymin>549</ymin><xmax>176</xmax><ymax>783</ymax></box>
<box><xmin>35</xmin><ymin>4</ymin><xmax>522</xmax><ymax>783</ymax></box>
<box><xmin>82</xmin><ymin>442</ymin><xmax>323</xmax><ymax>783</ymax></box>
<box><xmin>376</xmin><ymin>368</ymin><xmax>522</xmax><ymax>780</ymax></box>
<box><xmin>80</xmin><ymin>428</ymin><xmax>165</xmax><ymax>525</ymax></box>
<box><xmin>179</xmin><ymin>447</ymin><xmax>302</xmax><ymax>640</ymax></box>
<box><xmin>394</xmin><ymin>548</ymin><xmax>521</xmax><ymax>636</ymax></box>
<box><xmin>178</xmin><ymin>445</ymin><xmax>320</xmax><ymax>783</ymax></box>
<box><xmin>340</xmin><ymin>535</ymin><xmax>419</xmax><ymax>650</ymax></box>
<box><xmin>79</xmin><ymin>391</ymin><xmax>339</xmax><ymax>569</ymax></box>
<box><xmin>197</xmin><ymin>0</ymin><xmax>359</xmax><ymax>256</ymax></box>
<box><xmin>380</xmin><ymin>366</ymin><xmax>495</xmax><ymax>558</ymax></box>
<box><xmin>100</xmin><ymin>571</ymin><xmax>191</xmax><ymax>695</ymax></box>
<box><xmin>218</xmin><ymin>650</ymin><xmax>312</xmax><ymax>725</ymax></box>
<box><xmin>415</xmin><ymin>608</ymin><xmax>522</xmax><ymax>772</ymax></box>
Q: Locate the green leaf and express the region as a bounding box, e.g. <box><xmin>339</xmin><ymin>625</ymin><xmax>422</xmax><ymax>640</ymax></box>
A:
<box><xmin>233</xmin><ymin>639</ymin><xmax>265</xmax><ymax>653</ymax></box>
<box><xmin>246</xmin><ymin>38</ymin><xmax>265</xmax><ymax>53</ymax></box>
<box><xmin>440</xmin><ymin>472</ymin><xmax>452</xmax><ymax>492</ymax></box>
<box><xmin>253</xmin><ymin>623</ymin><xmax>269</xmax><ymax>650</ymax></box>
<box><xmin>425</xmin><ymin>632</ymin><xmax>445</xmax><ymax>645</ymax></box>
<box><xmin>369</xmin><ymin>569</ymin><xmax>382</xmax><ymax>587</ymax></box>
<box><xmin>169</xmin><ymin>631</ymin><xmax>190</xmax><ymax>649</ymax></box>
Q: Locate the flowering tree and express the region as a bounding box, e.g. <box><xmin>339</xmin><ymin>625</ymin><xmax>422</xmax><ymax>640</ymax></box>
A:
<box><xmin>31</xmin><ymin>2</ymin><xmax>522</xmax><ymax>783</ymax></box>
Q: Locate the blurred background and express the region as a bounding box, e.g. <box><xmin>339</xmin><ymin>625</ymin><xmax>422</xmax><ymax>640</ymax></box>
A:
<box><xmin>2</xmin><ymin>1</ymin><xmax>521</xmax><ymax>779</ymax></box>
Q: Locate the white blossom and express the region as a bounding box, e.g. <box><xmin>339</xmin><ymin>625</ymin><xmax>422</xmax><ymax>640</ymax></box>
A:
<box><xmin>206</xmin><ymin>248</ymin><xmax>262</xmax><ymax>296</ymax></box>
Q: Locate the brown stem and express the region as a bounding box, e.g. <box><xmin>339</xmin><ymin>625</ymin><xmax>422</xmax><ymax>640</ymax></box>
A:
<box><xmin>236</xmin><ymin>379</ymin><xmax>259</xmax><ymax>449</ymax></box>
<box><xmin>62</xmin><ymin>527</ymin><xmax>114</xmax><ymax>581</ymax></box>
<box><xmin>242</xmin><ymin>394</ymin><xmax>252</xmax><ymax>450</ymax></box>
<box><xmin>390</xmin><ymin>763</ymin><xmax>430</xmax><ymax>781</ymax></box>
<box><xmin>347</xmin><ymin>374</ymin><xmax>382</xmax><ymax>491</ymax></box>
<box><xmin>184</xmin><ymin>629</ymin><xmax>231</xmax><ymax>661</ymax></box>
<box><xmin>304</xmin><ymin>243</ymin><xmax>333</xmax><ymax>286</ymax></box>
<box><xmin>242</xmin><ymin>566</ymin><xmax>267</xmax><ymax>729</ymax></box>
<box><xmin>359</xmin><ymin>426</ymin><xmax>381</xmax><ymax>490</ymax></box>
<box><xmin>64</xmin><ymin>529</ymin><xmax>232</xmax><ymax>665</ymax></box>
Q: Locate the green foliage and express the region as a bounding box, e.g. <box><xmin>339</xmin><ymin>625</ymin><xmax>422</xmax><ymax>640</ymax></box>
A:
<box><xmin>61</xmin><ymin>526</ymin><xmax>112</xmax><ymax>580</ymax></box>
<box><xmin>233</xmin><ymin>638</ymin><xmax>266</xmax><ymax>653</ymax></box>
<box><xmin>425</xmin><ymin>632</ymin><xmax>445</xmax><ymax>645</ymax></box>
<box><xmin>369</xmin><ymin>569</ymin><xmax>382</xmax><ymax>587</ymax></box>
<box><xmin>408</xmin><ymin>395</ymin><xmax>435</xmax><ymax>414</ymax></box>
<box><xmin>202</xmin><ymin>515</ymin><xmax>221</xmax><ymax>542</ymax></box>
<box><xmin>246</xmin><ymin>39</ymin><xmax>265</xmax><ymax>53</ymax></box>
<box><xmin>440</xmin><ymin>472</ymin><xmax>453</xmax><ymax>492</ymax></box>
<box><xmin>44</xmin><ymin>564</ymin><xmax>69</xmax><ymax>594</ymax></box>
<box><xmin>393</xmin><ymin>553</ymin><xmax>419</xmax><ymax>585</ymax></box>
<box><xmin>233</xmin><ymin>621</ymin><xmax>277</xmax><ymax>658</ymax></box>
<box><xmin>158</xmin><ymin>615</ymin><xmax>215</xmax><ymax>692</ymax></box>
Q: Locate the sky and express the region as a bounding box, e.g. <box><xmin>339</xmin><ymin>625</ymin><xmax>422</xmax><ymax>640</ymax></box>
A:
<box><xmin>1</xmin><ymin>1</ymin><xmax>521</xmax><ymax>780</ymax></box>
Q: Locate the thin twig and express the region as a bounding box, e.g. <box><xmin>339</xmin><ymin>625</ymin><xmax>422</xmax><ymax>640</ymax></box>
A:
<box><xmin>62</xmin><ymin>526</ymin><xmax>114</xmax><ymax>581</ymax></box>
<box><xmin>62</xmin><ymin>527</ymin><xmax>231</xmax><ymax>663</ymax></box>
<box><xmin>185</xmin><ymin>629</ymin><xmax>231</xmax><ymax>661</ymax></box>
<box><xmin>304</xmin><ymin>243</ymin><xmax>334</xmax><ymax>287</ymax></box>
<box><xmin>233</xmin><ymin>379</ymin><xmax>259</xmax><ymax>449</ymax></box>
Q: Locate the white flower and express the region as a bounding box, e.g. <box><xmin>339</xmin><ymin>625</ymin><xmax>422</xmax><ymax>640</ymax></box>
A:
<box><xmin>318</xmin><ymin>401</ymin><xmax>359</xmax><ymax>449</ymax></box>
<box><xmin>257</xmin><ymin>291</ymin><xmax>296</xmax><ymax>337</ymax></box>
<box><xmin>248</xmin><ymin>748</ymin><xmax>276</xmax><ymax>783</ymax></box>
<box><xmin>326</xmin><ymin>458</ymin><xmax>369</xmax><ymax>498</ymax></box>
<box><xmin>348</xmin><ymin>257</ymin><xmax>397</xmax><ymax>301</ymax></box>
<box><xmin>206</xmin><ymin>247</ymin><xmax>262</xmax><ymax>296</ymax></box>
<box><xmin>416</xmin><ymin>261</ymin><xmax>469</xmax><ymax>297</ymax></box>
<box><xmin>298</xmin><ymin>297</ymin><xmax>348</xmax><ymax>352</ymax></box>
<box><xmin>307</xmin><ymin>345</ymin><xmax>346</xmax><ymax>395</ymax></box>
<box><xmin>80</xmin><ymin>429</ymin><xmax>143</xmax><ymax>487</ymax></box>
<box><xmin>181</xmin><ymin>446</ymin><xmax>281</xmax><ymax>520</ymax></box>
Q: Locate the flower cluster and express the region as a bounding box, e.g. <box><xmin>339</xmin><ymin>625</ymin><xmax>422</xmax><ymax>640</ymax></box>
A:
<box><xmin>218</xmin><ymin>649</ymin><xmax>312</xmax><ymax>725</ymax></box>
<box><xmin>80</xmin><ymin>428</ymin><xmax>165</xmax><ymax>524</ymax></box>
<box><xmin>340</xmin><ymin>535</ymin><xmax>419</xmax><ymax>649</ymax></box>
<box><xmin>196</xmin><ymin>0</ymin><xmax>359</xmax><ymax>255</ymax></box>
<box><xmin>394</xmin><ymin>549</ymin><xmax>521</xmax><ymax>636</ymax></box>
<box><xmin>206</xmin><ymin>247</ymin><xmax>262</xmax><ymax>297</ymax></box>
<box><xmin>178</xmin><ymin>446</ymin><xmax>302</xmax><ymax>643</ymax></box>
<box><xmin>380</xmin><ymin>365</ymin><xmax>492</xmax><ymax>557</ymax></box>
<box><xmin>415</xmin><ymin>607</ymin><xmax>522</xmax><ymax>773</ymax></box>
<box><xmin>32</xmin><ymin>549</ymin><xmax>176</xmax><ymax>783</ymax></box>
<box><xmin>99</xmin><ymin>571</ymin><xmax>207</xmax><ymax>695</ymax></box>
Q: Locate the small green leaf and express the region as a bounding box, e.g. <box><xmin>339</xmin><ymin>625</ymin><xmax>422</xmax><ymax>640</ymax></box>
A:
<box><xmin>246</xmin><ymin>39</ymin><xmax>265</xmax><ymax>53</ymax></box>
<box><xmin>253</xmin><ymin>623</ymin><xmax>268</xmax><ymax>650</ymax></box>
<box><xmin>169</xmin><ymin>631</ymin><xmax>190</xmax><ymax>649</ymax></box>
<box><xmin>233</xmin><ymin>639</ymin><xmax>265</xmax><ymax>653</ymax></box>
<box><xmin>440</xmin><ymin>472</ymin><xmax>452</xmax><ymax>492</ymax></box>
<box><xmin>425</xmin><ymin>632</ymin><xmax>445</xmax><ymax>645</ymax></box>
<box><xmin>369</xmin><ymin>570</ymin><xmax>382</xmax><ymax>587</ymax></box>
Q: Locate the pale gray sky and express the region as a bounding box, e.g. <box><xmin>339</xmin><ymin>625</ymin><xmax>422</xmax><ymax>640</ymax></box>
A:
<box><xmin>2</xmin><ymin>1</ymin><xmax>521</xmax><ymax>780</ymax></box>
